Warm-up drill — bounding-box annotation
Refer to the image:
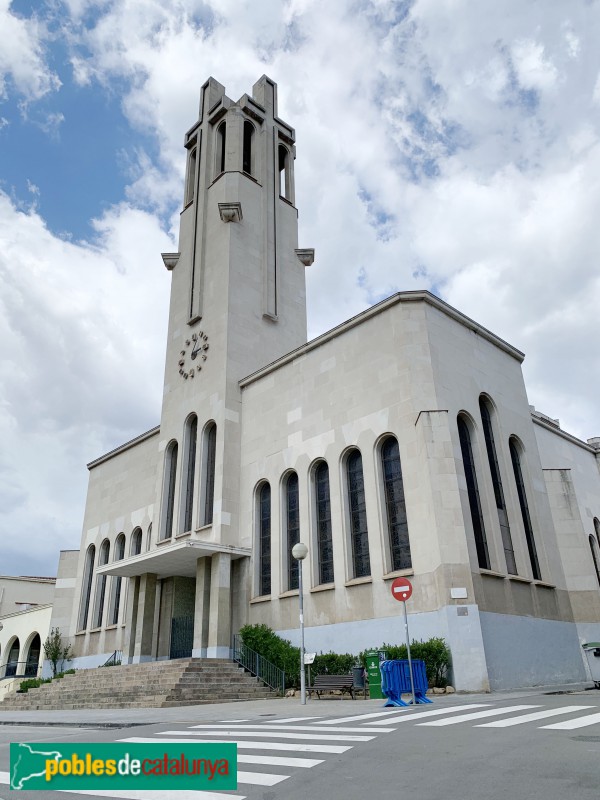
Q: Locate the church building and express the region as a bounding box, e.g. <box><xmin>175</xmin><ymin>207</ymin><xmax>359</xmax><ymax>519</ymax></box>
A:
<box><xmin>49</xmin><ymin>76</ymin><xmax>600</xmax><ymax>692</ymax></box>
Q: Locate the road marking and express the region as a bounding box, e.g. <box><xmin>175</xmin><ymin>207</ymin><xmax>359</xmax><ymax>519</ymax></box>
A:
<box><xmin>272</xmin><ymin>717</ymin><xmax>324</xmax><ymax>723</ymax></box>
<box><xmin>0</xmin><ymin>772</ymin><xmax>245</xmax><ymax>799</ymax></box>
<box><xmin>237</xmin><ymin>771</ymin><xmax>287</xmax><ymax>786</ymax></box>
<box><xmin>158</xmin><ymin>729</ymin><xmax>375</xmax><ymax>742</ymax></box>
<box><xmin>318</xmin><ymin>709</ymin><xmax>409</xmax><ymax>724</ymax></box>
<box><xmin>418</xmin><ymin>705</ymin><xmax>541</xmax><ymax>726</ymax></box>
<box><xmin>541</xmin><ymin>711</ymin><xmax>600</xmax><ymax>730</ymax></box>
<box><xmin>190</xmin><ymin>724</ymin><xmax>393</xmax><ymax>733</ymax></box>
<box><xmin>237</xmin><ymin>754</ymin><xmax>323</xmax><ymax>768</ymax></box>
<box><xmin>364</xmin><ymin>704</ymin><xmax>491</xmax><ymax>725</ymax></box>
<box><xmin>476</xmin><ymin>706</ymin><xmax>596</xmax><ymax>728</ymax></box>
<box><xmin>120</xmin><ymin>736</ymin><xmax>352</xmax><ymax>754</ymax></box>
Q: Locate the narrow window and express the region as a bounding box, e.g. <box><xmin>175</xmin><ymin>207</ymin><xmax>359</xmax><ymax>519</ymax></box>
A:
<box><xmin>160</xmin><ymin>441</ymin><xmax>178</xmax><ymax>540</ymax></box>
<box><xmin>347</xmin><ymin>449</ymin><xmax>371</xmax><ymax>578</ymax></box>
<box><xmin>108</xmin><ymin>534</ymin><xmax>126</xmax><ymax>626</ymax></box>
<box><xmin>278</xmin><ymin>144</ymin><xmax>291</xmax><ymax>200</ymax></box>
<box><xmin>315</xmin><ymin>461</ymin><xmax>334</xmax><ymax>584</ymax></box>
<box><xmin>479</xmin><ymin>398</ymin><xmax>517</xmax><ymax>574</ymax></box>
<box><xmin>381</xmin><ymin>437</ymin><xmax>412</xmax><ymax>571</ymax></box>
<box><xmin>6</xmin><ymin>638</ymin><xmax>20</xmax><ymax>676</ymax></box>
<box><xmin>243</xmin><ymin>121</ymin><xmax>254</xmax><ymax>175</ymax></box>
<box><xmin>181</xmin><ymin>415</ymin><xmax>198</xmax><ymax>534</ymax></box>
<box><xmin>458</xmin><ymin>416</ymin><xmax>490</xmax><ymax>570</ymax></box>
<box><xmin>202</xmin><ymin>423</ymin><xmax>217</xmax><ymax>526</ymax></box>
<box><xmin>93</xmin><ymin>539</ymin><xmax>110</xmax><ymax>628</ymax></box>
<box><xmin>146</xmin><ymin>523</ymin><xmax>152</xmax><ymax>550</ymax></box>
<box><xmin>131</xmin><ymin>527</ymin><xmax>142</xmax><ymax>556</ymax></box>
<box><xmin>286</xmin><ymin>473</ymin><xmax>300</xmax><ymax>590</ymax></box>
<box><xmin>216</xmin><ymin>121</ymin><xmax>226</xmax><ymax>175</ymax></box>
<box><xmin>589</xmin><ymin>532</ymin><xmax>600</xmax><ymax>588</ymax></box>
<box><xmin>259</xmin><ymin>483</ymin><xmax>271</xmax><ymax>596</ymax></box>
<box><xmin>24</xmin><ymin>633</ymin><xmax>41</xmax><ymax>677</ymax></box>
<box><xmin>184</xmin><ymin>145</ymin><xmax>197</xmax><ymax>205</ymax></box>
<box><xmin>78</xmin><ymin>545</ymin><xmax>96</xmax><ymax>631</ymax></box>
<box><xmin>509</xmin><ymin>438</ymin><xmax>541</xmax><ymax>580</ymax></box>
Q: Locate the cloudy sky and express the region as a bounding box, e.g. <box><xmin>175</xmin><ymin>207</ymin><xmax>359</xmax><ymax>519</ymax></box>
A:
<box><xmin>1</xmin><ymin>0</ymin><xmax>599</xmax><ymax>577</ymax></box>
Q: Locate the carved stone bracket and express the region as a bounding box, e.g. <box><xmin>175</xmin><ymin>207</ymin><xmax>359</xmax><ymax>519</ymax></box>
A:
<box><xmin>218</xmin><ymin>202</ymin><xmax>243</xmax><ymax>223</ymax></box>
<box><xmin>161</xmin><ymin>252</ymin><xmax>181</xmax><ymax>271</ymax></box>
<box><xmin>295</xmin><ymin>248</ymin><xmax>314</xmax><ymax>267</ymax></box>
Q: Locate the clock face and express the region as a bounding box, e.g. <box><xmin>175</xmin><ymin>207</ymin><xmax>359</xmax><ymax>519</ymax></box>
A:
<box><xmin>178</xmin><ymin>329</ymin><xmax>209</xmax><ymax>379</ymax></box>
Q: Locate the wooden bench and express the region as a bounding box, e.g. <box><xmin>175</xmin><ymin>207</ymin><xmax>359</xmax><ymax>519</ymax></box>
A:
<box><xmin>306</xmin><ymin>674</ymin><xmax>355</xmax><ymax>699</ymax></box>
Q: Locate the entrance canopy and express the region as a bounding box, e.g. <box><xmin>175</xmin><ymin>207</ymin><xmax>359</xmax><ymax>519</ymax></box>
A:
<box><xmin>96</xmin><ymin>540</ymin><xmax>250</xmax><ymax>580</ymax></box>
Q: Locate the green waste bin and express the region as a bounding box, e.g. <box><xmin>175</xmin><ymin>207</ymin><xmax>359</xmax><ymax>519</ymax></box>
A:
<box><xmin>366</xmin><ymin>650</ymin><xmax>388</xmax><ymax>699</ymax></box>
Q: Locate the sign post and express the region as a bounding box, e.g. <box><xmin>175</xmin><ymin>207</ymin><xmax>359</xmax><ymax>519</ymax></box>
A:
<box><xmin>391</xmin><ymin>577</ymin><xmax>416</xmax><ymax>706</ymax></box>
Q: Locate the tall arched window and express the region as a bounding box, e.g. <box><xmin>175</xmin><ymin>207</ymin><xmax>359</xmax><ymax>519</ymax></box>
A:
<box><xmin>216</xmin><ymin>121</ymin><xmax>226</xmax><ymax>175</ymax></box>
<box><xmin>108</xmin><ymin>533</ymin><xmax>126</xmax><ymax>626</ymax></box>
<box><xmin>589</xmin><ymin>531</ymin><xmax>600</xmax><ymax>588</ymax></box>
<box><xmin>24</xmin><ymin>633</ymin><xmax>41</xmax><ymax>677</ymax></box>
<box><xmin>286</xmin><ymin>472</ymin><xmax>300</xmax><ymax>590</ymax></box>
<box><xmin>458</xmin><ymin>416</ymin><xmax>490</xmax><ymax>570</ymax></box>
<box><xmin>258</xmin><ymin>482</ymin><xmax>271</xmax><ymax>596</ymax></box>
<box><xmin>278</xmin><ymin>144</ymin><xmax>291</xmax><ymax>200</ymax></box>
<box><xmin>201</xmin><ymin>422</ymin><xmax>217</xmax><ymax>526</ymax></box>
<box><xmin>180</xmin><ymin>415</ymin><xmax>198</xmax><ymax>534</ymax></box>
<box><xmin>131</xmin><ymin>527</ymin><xmax>143</xmax><ymax>556</ymax></box>
<box><xmin>479</xmin><ymin>398</ymin><xmax>517</xmax><ymax>574</ymax></box>
<box><xmin>184</xmin><ymin>144</ymin><xmax>197</xmax><ymax>205</ymax></box>
<box><xmin>6</xmin><ymin>638</ymin><xmax>20</xmax><ymax>677</ymax></box>
<box><xmin>381</xmin><ymin>437</ymin><xmax>412</xmax><ymax>571</ymax></box>
<box><xmin>346</xmin><ymin>449</ymin><xmax>371</xmax><ymax>578</ymax></box>
<box><xmin>314</xmin><ymin>461</ymin><xmax>334</xmax><ymax>584</ymax></box>
<box><xmin>93</xmin><ymin>539</ymin><xmax>110</xmax><ymax>628</ymax></box>
<box><xmin>243</xmin><ymin>120</ymin><xmax>255</xmax><ymax>175</ymax></box>
<box><xmin>78</xmin><ymin>544</ymin><xmax>96</xmax><ymax>631</ymax></box>
<box><xmin>509</xmin><ymin>437</ymin><xmax>541</xmax><ymax>580</ymax></box>
<box><xmin>160</xmin><ymin>440</ymin><xmax>178</xmax><ymax>540</ymax></box>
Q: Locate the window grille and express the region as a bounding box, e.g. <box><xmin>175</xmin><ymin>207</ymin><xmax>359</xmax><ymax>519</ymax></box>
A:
<box><xmin>259</xmin><ymin>483</ymin><xmax>271</xmax><ymax>596</ymax></box>
<box><xmin>347</xmin><ymin>450</ymin><xmax>371</xmax><ymax>578</ymax></box>
<box><xmin>381</xmin><ymin>437</ymin><xmax>412</xmax><ymax>571</ymax></box>
<box><xmin>286</xmin><ymin>473</ymin><xmax>300</xmax><ymax>590</ymax></box>
<box><xmin>509</xmin><ymin>439</ymin><xmax>541</xmax><ymax>580</ymax></box>
<box><xmin>458</xmin><ymin>417</ymin><xmax>490</xmax><ymax>570</ymax></box>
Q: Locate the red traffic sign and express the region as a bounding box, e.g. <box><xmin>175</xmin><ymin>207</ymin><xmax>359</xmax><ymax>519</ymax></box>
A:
<box><xmin>391</xmin><ymin>576</ymin><xmax>413</xmax><ymax>602</ymax></box>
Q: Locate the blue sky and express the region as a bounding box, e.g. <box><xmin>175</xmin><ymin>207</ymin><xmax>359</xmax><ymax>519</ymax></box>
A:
<box><xmin>1</xmin><ymin>0</ymin><xmax>600</xmax><ymax>577</ymax></box>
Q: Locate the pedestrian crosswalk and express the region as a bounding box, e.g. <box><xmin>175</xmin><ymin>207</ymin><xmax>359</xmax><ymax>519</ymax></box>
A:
<box><xmin>2</xmin><ymin>701</ymin><xmax>600</xmax><ymax>799</ymax></box>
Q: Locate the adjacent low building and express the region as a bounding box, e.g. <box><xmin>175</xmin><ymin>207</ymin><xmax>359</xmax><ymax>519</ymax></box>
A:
<box><xmin>47</xmin><ymin>76</ymin><xmax>600</xmax><ymax>691</ymax></box>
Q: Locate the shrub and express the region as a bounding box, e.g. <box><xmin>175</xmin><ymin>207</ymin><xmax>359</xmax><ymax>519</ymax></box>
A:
<box><xmin>358</xmin><ymin>637</ymin><xmax>451</xmax><ymax>687</ymax></box>
<box><xmin>17</xmin><ymin>677</ymin><xmax>51</xmax><ymax>693</ymax></box>
<box><xmin>239</xmin><ymin>624</ymin><xmax>300</xmax><ymax>688</ymax></box>
<box><xmin>312</xmin><ymin>652</ymin><xmax>356</xmax><ymax>676</ymax></box>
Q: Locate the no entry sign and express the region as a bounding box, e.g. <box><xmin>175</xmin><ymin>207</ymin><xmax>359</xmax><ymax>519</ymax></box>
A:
<box><xmin>391</xmin><ymin>576</ymin><xmax>413</xmax><ymax>602</ymax></box>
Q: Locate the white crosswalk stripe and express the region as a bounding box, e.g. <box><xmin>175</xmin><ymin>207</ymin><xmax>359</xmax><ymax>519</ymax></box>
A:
<box><xmin>120</xmin><ymin>736</ymin><xmax>353</xmax><ymax>753</ymax></box>
<box><xmin>541</xmin><ymin>711</ymin><xmax>600</xmax><ymax>730</ymax></box>
<box><xmin>157</xmin><ymin>729</ymin><xmax>376</xmax><ymax>742</ymax></box>
<box><xmin>272</xmin><ymin>716</ymin><xmax>324</xmax><ymax>723</ymax></box>
<box><xmin>363</xmin><ymin>704</ymin><xmax>491</xmax><ymax>725</ymax></box>
<box><xmin>318</xmin><ymin>709</ymin><xmax>403</xmax><ymax>724</ymax></box>
<box><xmin>418</xmin><ymin>704</ymin><xmax>540</xmax><ymax>726</ymax></box>
<box><xmin>476</xmin><ymin>706</ymin><xmax>596</xmax><ymax>728</ymax></box>
<box><xmin>190</xmin><ymin>723</ymin><xmax>394</xmax><ymax>733</ymax></box>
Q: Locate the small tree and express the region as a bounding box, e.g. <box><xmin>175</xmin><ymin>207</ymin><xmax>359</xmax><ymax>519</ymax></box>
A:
<box><xmin>43</xmin><ymin>628</ymin><xmax>73</xmax><ymax>677</ymax></box>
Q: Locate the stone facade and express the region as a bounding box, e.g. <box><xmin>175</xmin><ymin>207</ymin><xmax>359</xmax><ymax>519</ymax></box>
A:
<box><xmin>48</xmin><ymin>76</ymin><xmax>600</xmax><ymax>691</ymax></box>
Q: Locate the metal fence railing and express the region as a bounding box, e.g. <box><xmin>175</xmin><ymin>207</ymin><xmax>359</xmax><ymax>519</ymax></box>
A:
<box><xmin>102</xmin><ymin>650</ymin><xmax>123</xmax><ymax>667</ymax></box>
<box><xmin>0</xmin><ymin>661</ymin><xmax>40</xmax><ymax>680</ymax></box>
<box><xmin>231</xmin><ymin>634</ymin><xmax>285</xmax><ymax>696</ymax></box>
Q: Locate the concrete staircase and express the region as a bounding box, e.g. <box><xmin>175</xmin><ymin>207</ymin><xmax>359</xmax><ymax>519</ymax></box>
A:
<box><xmin>0</xmin><ymin>658</ymin><xmax>278</xmax><ymax>710</ymax></box>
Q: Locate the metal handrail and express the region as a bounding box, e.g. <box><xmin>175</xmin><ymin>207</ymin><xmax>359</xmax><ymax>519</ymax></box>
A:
<box><xmin>231</xmin><ymin>634</ymin><xmax>285</xmax><ymax>696</ymax></box>
<box><xmin>102</xmin><ymin>650</ymin><xmax>122</xmax><ymax>667</ymax></box>
<box><xmin>0</xmin><ymin>660</ymin><xmax>40</xmax><ymax>680</ymax></box>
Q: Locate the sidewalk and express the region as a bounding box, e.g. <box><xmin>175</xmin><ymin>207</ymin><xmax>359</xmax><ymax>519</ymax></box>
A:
<box><xmin>0</xmin><ymin>682</ymin><xmax>596</xmax><ymax>727</ymax></box>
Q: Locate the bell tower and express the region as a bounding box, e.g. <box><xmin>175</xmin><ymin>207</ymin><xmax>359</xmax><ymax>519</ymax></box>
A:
<box><xmin>151</xmin><ymin>76</ymin><xmax>312</xmax><ymax>658</ymax></box>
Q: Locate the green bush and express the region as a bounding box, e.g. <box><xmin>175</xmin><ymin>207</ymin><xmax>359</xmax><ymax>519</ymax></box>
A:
<box><xmin>17</xmin><ymin>677</ymin><xmax>51</xmax><ymax>693</ymax></box>
<box><xmin>358</xmin><ymin>637</ymin><xmax>451</xmax><ymax>687</ymax></box>
<box><xmin>312</xmin><ymin>652</ymin><xmax>356</xmax><ymax>676</ymax></box>
<box><xmin>239</xmin><ymin>624</ymin><xmax>300</xmax><ymax>688</ymax></box>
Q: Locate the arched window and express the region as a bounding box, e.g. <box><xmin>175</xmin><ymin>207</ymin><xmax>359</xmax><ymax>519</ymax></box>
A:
<box><xmin>589</xmin><ymin>531</ymin><xmax>600</xmax><ymax>588</ymax></box>
<box><xmin>6</xmin><ymin>638</ymin><xmax>20</xmax><ymax>677</ymax></box>
<box><xmin>258</xmin><ymin>482</ymin><xmax>271</xmax><ymax>596</ymax></box>
<box><xmin>285</xmin><ymin>472</ymin><xmax>300</xmax><ymax>590</ymax></box>
<box><xmin>216</xmin><ymin>121</ymin><xmax>226</xmax><ymax>175</ymax></box>
<box><xmin>180</xmin><ymin>415</ymin><xmax>198</xmax><ymax>534</ymax></box>
<box><xmin>108</xmin><ymin>533</ymin><xmax>126</xmax><ymax>626</ymax></box>
<box><xmin>314</xmin><ymin>461</ymin><xmax>334</xmax><ymax>584</ymax></box>
<box><xmin>381</xmin><ymin>437</ymin><xmax>412</xmax><ymax>571</ymax></box>
<box><xmin>509</xmin><ymin>437</ymin><xmax>541</xmax><ymax>580</ymax></box>
<box><xmin>479</xmin><ymin>398</ymin><xmax>517</xmax><ymax>574</ymax></box>
<box><xmin>243</xmin><ymin>121</ymin><xmax>255</xmax><ymax>175</ymax></box>
<box><xmin>24</xmin><ymin>633</ymin><xmax>41</xmax><ymax>677</ymax></box>
<box><xmin>146</xmin><ymin>523</ymin><xmax>152</xmax><ymax>550</ymax></box>
<box><xmin>458</xmin><ymin>416</ymin><xmax>490</xmax><ymax>570</ymax></box>
<box><xmin>202</xmin><ymin>422</ymin><xmax>217</xmax><ymax>526</ymax></box>
<box><xmin>131</xmin><ymin>527</ymin><xmax>143</xmax><ymax>556</ymax></box>
<box><xmin>278</xmin><ymin>144</ymin><xmax>291</xmax><ymax>200</ymax></box>
<box><xmin>346</xmin><ymin>449</ymin><xmax>371</xmax><ymax>578</ymax></box>
<box><xmin>160</xmin><ymin>440</ymin><xmax>178</xmax><ymax>540</ymax></box>
<box><xmin>78</xmin><ymin>544</ymin><xmax>96</xmax><ymax>631</ymax></box>
<box><xmin>184</xmin><ymin>145</ymin><xmax>197</xmax><ymax>205</ymax></box>
<box><xmin>93</xmin><ymin>539</ymin><xmax>110</xmax><ymax>628</ymax></box>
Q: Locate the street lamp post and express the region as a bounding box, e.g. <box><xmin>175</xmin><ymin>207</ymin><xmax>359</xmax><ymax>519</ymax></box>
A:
<box><xmin>292</xmin><ymin>542</ymin><xmax>308</xmax><ymax>705</ymax></box>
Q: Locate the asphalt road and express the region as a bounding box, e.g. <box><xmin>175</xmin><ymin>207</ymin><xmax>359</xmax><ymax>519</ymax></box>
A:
<box><xmin>1</xmin><ymin>691</ymin><xmax>599</xmax><ymax>800</ymax></box>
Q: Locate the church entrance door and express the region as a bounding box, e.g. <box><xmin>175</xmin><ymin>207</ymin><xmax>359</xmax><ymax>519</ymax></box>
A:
<box><xmin>169</xmin><ymin>615</ymin><xmax>194</xmax><ymax>659</ymax></box>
